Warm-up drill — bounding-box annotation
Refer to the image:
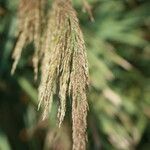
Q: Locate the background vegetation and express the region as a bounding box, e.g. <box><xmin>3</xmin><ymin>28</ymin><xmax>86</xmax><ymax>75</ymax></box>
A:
<box><xmin>0</xmin><ymin>0</ymin><xmax>150</xmax><ymax>149</ymax></box>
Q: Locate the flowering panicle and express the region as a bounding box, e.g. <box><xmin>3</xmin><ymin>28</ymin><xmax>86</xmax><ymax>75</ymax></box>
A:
<box><xmin>11</xmin><ymin>0</ymin><xmax>45</xmax><ymax>80</ymax></box>
<box><xmin>38</xmin><ymin>1</ymin><xmax>89</xmax><ymax>149</ymax></box>
<box><xmin>12</xmin><ymin>0</ymin><xmax>89</xmax><ymax>149</ymax></box>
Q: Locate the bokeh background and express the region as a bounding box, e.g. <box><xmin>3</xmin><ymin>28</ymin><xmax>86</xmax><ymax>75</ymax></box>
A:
<box><xmin>0</xmin><ymin>0</ymin><xmax>150</xmax><ymax>149</ymax></box>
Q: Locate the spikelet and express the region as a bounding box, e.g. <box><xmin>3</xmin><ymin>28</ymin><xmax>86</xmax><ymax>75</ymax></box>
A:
<box><xmin>38</xmin><ymin>0</ymin><xmax>89</xmax><ymax>149</ymax></box>
<box><xmin>69</xmin><ymin>14</ymin><xmax>89</xmax><ymax>150</ymax></box>
<box><xmin>39</xmin><ymin>0</ymin><xmax>71</xmax><ymax>121</ymax></box>
<box><xmin>11</xmin><ymin>0</ymin><xmax>45</xmax><ymax>79</ymax></box>
<box><xmin>82</xmin><ymin>0</ymin><xmax>94</xmax><ymax>22</ymax></box>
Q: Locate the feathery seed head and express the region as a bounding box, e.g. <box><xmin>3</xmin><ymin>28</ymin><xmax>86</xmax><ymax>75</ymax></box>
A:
<box><xmin>38</xmin><ymin>1</ymin><xmax>89</xmax><ymax>149</ymax></box>
<box><xmin>11</xmin><ymin>0</ymin><xmax>45</xmax><ymax>79</ymax></box>
<box><xmin>11</xmin><ymin>0</ymin><xmax>89</xmax><ymax>149</ymax></box>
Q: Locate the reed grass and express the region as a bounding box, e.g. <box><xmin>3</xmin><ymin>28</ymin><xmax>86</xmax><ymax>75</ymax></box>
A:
<box><xmin>12</xmin><ymin>0</ymin><xmax>89</xmax><ymax>149</ymax></box>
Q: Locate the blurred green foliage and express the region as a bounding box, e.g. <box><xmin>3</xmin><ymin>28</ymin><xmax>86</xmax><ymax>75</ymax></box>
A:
<box><xmin>0</xmin><ymin>0</ymin><xmax>150</xmax><ymax>149</ymax></box>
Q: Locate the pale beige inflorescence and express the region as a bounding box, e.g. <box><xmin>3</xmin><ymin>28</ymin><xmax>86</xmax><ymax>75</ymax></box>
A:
<box><xmin>11</xmin><ymin>0</ymin><xmax>45</xmax><ymax>80</ymax></box>
<box><xmin>38</xmin><ymin>1</ymin><xmax>89</xmax><ymax>149</ymax></box>
<box><xmin>12</xmin><ymin>0</ymin><xmax>89</xmax><ymax>149</ymax></box>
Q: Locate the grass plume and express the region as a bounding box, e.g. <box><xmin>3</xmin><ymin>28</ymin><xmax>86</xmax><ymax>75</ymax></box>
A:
<box><xmin>38</xmin><ymin>0</ymin><xmax>89</xmax><ymax>149</ymax></box>
<box><xmin>11</xmin><ymin>0</ymin><xmax>45</xmax><ymax>79</ymax></box>
<box><xmin>11</xmin><ymin>0</ymin><xmax>89</xmax><ymax>149</ymax></box>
